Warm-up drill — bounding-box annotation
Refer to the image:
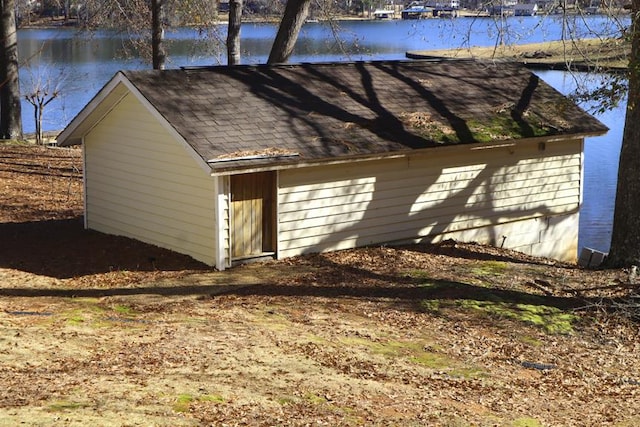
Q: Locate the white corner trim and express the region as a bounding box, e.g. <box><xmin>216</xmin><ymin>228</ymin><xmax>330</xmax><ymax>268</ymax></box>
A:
<box><xmin>82</xmin><ymin>136</ymin><xmax>88</xmax><ymax>230</ymax></box>
<box><xmin>213</xmin><ymin>176</ymin><xmax>227</xmax><ymax>271</ymax></box>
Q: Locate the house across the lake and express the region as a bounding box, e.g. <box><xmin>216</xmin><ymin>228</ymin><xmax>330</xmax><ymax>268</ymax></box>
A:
<box><xmin>514</xmin><ymin>3</ymin><xmax>539</xmax><ymax>16</ymax></box>
<box><xmin>57</xmin><ymin>59</ymin><xmax>607</xmax><ymax>269</ymax></box>
<box><xmin>373</xmin><ymin>9</ymin><xmax>396</xmax><ymax>19</ymax></box>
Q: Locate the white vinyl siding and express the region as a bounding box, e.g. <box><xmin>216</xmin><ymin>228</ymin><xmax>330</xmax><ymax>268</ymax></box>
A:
<box><xmin>84</xmin><ymin>93</ymin><xmax>217</xmax><ymax>266</ymax></box>
<box><xmin>278</xmin><ymin>139</ymin><xmax>582</xmax><ymax>262</ymax></box>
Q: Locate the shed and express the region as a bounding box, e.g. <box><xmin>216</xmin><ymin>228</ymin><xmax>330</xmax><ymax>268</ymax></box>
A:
<box><xmin>57</xmin><ymin>60</ymin><xmax>608</xmax><ymax>269</ymax></box>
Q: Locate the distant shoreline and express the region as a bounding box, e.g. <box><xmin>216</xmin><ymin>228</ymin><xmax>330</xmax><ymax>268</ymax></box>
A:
<box><xmin>20</xmin><ymin>8</ymin><xmax>630</xmax><ymax>29</ymax></box>
<box><xmin>406</xmin><ymin>38</ymin><xmax>629</xmax><ymax>71</ymax></box>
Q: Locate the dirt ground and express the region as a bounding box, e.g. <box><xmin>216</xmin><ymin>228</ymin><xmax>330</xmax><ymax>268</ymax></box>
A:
<box><xmin>1</xmin><ymin>142</ymin><xmax>640</xmax><ymax>426</ymax></box>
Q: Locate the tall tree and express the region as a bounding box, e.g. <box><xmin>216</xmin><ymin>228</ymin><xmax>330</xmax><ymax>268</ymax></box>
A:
<box><xmin>267</xmin><ymin>0</ymin><xmax>312</xmax><ymax>64</ymax></box>
<box><xmin>606</xmin><ymin>1</ymin><xmax>640</xmax><ymax>267</ymax></box>
<box><xmin>151</xmin><ymin>0</ymin><xmax>166</xmax><ymax>70</ymax></box>
<box><xmin>0</xmin><ymin>0</ymin><xmax>23</xmax><ymax>140</ymax></box>
<box><xmin>227</xmin><ymin>0</ymin><xmax>242</xmax><ymax>65</ymax></box>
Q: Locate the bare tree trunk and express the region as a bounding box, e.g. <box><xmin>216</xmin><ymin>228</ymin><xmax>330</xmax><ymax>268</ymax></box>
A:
<box><xmin>0</xmin><ymin>0</ymin><xmax>23</xmax><ymax>140</ymax></box>
<box><xmin>267</xmin><ymin>0</ymin><xmax>312</xmax><ymax>64</ymax></box>
<box><xmin>227</xmin><ymin>0</ymin><xmax>242</xmax><ymax>65</ymax></box>
<box><xmin>151</xmin><ymin>0</ymin><xmax>166</xmax><ymax>70</ymax></box>
<box><xmin>606</xmin><ymin>0</ymin><xmax>640</xmax><ymax>267</ymax></box>
<box><xmin>35</xmin><ymin>102</ymin><xmax>41</xmax><ymax>145</ymax></box>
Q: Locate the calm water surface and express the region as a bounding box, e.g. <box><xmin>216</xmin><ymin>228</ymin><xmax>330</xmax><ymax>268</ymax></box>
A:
<box><xmin>16</xmin><ymin>16</ymin><xmax>626</xmax><ymax>253</ymax></box>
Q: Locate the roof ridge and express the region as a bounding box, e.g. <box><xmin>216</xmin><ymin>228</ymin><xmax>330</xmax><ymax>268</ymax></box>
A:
<box><xmin>178</xmin><ymin>57</ymin><xmax>467</xmax><ymax>73</ymax></box>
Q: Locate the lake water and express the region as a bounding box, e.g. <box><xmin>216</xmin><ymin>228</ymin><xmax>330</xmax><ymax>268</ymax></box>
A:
<box><xmin>16</xmin><ymin>15</ymin><xmax>627</xmax><ymax>254</ymax></box>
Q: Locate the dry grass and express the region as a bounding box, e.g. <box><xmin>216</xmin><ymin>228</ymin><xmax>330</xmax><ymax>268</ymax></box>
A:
<box><xmin>2</xmin><ymin>142</ymin><xmax>640</xmax><ymax>426</ymax></box>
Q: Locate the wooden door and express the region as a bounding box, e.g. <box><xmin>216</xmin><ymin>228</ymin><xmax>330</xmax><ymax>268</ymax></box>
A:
<box><xmin>230</xmin><ymin>172</ymin><xmax>276</xmax><ymax>259</ymax></box>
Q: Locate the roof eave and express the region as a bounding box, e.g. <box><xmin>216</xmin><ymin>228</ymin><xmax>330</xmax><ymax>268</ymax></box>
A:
<box><xmin>208</xmin><ymin>131</ymin><xmax>601</xmax><ymax>176</ymax></box>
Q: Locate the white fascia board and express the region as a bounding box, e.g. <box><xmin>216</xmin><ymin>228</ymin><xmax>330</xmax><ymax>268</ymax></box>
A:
<box><xmin>57</xmin><ymin>72</ymin><xmax>129</xmax><ymax>145</ymax></box>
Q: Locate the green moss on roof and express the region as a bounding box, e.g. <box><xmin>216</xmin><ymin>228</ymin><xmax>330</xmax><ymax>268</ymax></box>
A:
<box><xmin>401</xmin><ymin>106</ymin><xmax>568</xmax><ymax>144</ymax></box>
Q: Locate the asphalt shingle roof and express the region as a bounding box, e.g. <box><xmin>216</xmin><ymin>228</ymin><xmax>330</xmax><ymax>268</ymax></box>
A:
<box><xmin>121</xmin><ymin>59</ymin><xmax>608</xmax><ymax>172</ymax></box>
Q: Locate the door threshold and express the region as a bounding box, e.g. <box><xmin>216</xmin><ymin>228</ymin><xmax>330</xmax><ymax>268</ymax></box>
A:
<box><xmin>231</xmin><ymin>252</ymin><xmax>276</xmax><ymax>266</ymax></box>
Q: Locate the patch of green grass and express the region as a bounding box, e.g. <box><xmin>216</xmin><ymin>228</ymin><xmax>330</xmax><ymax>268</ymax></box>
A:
<box><xmin>277</xmin><ymin>396</ymin><xmax>297</xmax><ymax>405</ymax></box>
<box><xmin>304</xmin><ymin>392</ymin><xmax>328</xmax><ymax>404</ymax></box>
<box><xmin>405</xmin><ymin>270</ymin><xmax>433</xmax><ymax>280</ymax></box>
<box><xmin>60</xmin><ymin>299</ymin><xmax>112</xmax><ymax>326</ymax></box>
<box><xmin>47</xmin><ymin>400</ymin><xmax>89</xmax><ymax>412</ymax></box>
<box><xmin>614</xmin><ymin>417</ymin><xmax>640</xmax><ymax>427</ymax></box>
<box><xmin>455</xmin><ymin>300</ymin><xmax>578</xmax><ymax>334</ymax></box>
<box><xmin>470</xmin><ymin>261</ymin><xmax>508</xmax><ymax>278</ymax></box>
<box><xmin>512</xmin><ymin>417</ymin><xmax>542</xmax><ymax>427</ymax></box>
<box><xmin>173</xmin><ymin>393</ymin><xmax>225</xmax><ymax>413</ymax></box>
<box><xmin>173</xmin><ymin>394</ymin><xmax>194</xmax><ymax>413</ymax></box>
<box><xmin>113</xmin><ymin>304</ymin><xmax>135</xmax><ymax>315</ymax></box>
<box><xmin>200</xmin><ymin>394</ymin><xmax>225</xmax><ymax>403</ymax></box>
<box><xmin>409</xmin><ymin>351</ymin><xmax>451</xmax><ymax>369</ymax></box>
<box><xmin>65</xmin><ymin>313</ymin><xmax>85</xmax><ymax>325</ymax></box>
<box><xmin>339</xmin><ymin>336</ymin><xmax>483</xmax><ymax>375</ymax></box>
<box><xmin>449</xmin><ymin>366</ymin><xmax>488</xmax><ymax>379</ymax></box>
<box><xmin>358</xmin><ymin>338</ymin><xmax>430</xmax><ymax>360</ymax></box>
<box><xmin>420</xmin><ymin>299</ymin><xmax>441</xmax><ymax>313</ymax></box>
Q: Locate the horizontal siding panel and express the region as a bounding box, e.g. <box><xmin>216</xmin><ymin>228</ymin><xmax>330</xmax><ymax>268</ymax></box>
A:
<box><xmin>280</xmin><ymin>175</ymin><xmax>580</xmax><ymax>219</ymax></box>
<box><xmin>87</xmin><ymin>205</ymin><xmax>213</xmax><ymax>249</ymax></box>
<box><xmin>86</xmin><ymin>187</ymin><xmax>213</xmax><ymax>225</ymax></box>
<box><xmin>87</xmin><ymin>142</ymin><xmax>208</xmax><ymax>183</ymax></box>
<box><xmin>279</xmin><ymin>189</ymin><xmax>580</xmax><ymax>234</ymax></box>
<box><xmin>280</xmin><ymin>194</ymin><xmax>578</xmax><ymax>243</ymax></box>
<box><xmin>87</xmin><ymin>159</ymin><xmax>212</xmax><ymax>193</ymax></box>
<box><xmin>280</xmin><ymin>156</ymin><xmax>580</xmax><ymax>197</ymax></box>
<box><xmin>87</xmin><ymin>213</ymin><xmax>215</xmax><ymax>265</ymax></box>
<box><xmin>280</xmin><ymin>176</ymin><xmax>580</xmax><ymax>220</ymax></box>
<box><xmin>86</xmin><ymin>166</ymin><xmax>215</xmax><ymax>208</ymax></box>
<box><xmin>279</xmin><ymin>140</ymin><xmax>581</xmax><ymax>187</ymax></box>
<box><xmin>278</xmin><ymin>188</ymin><xmax>579</xmax><ymax>234</ymax></box>
<box><xmin>94</xmin><ymin>116</ymin><xmax>167</xmax><ymax>138</ymax></box>
<box><xmin>278</xmin><ymin>196</ymin><xmax>578</xmax><ymax>250</ymax></box>
<box><xmin>280</xmin><ymin>157</ymin><xmax>580</xmax><ymax>201</ymax></box>
<box><xmin>88</xmin><ymin>133</ymin><xmax>202</xmax><ymax>170</ymax></box>
<box><xmin>277</xmin><ymin>139</ymin><xmax>582</xmax><ymax>260</ymax></box>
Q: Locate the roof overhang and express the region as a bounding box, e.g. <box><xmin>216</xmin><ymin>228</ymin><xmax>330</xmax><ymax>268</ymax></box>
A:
<box><xmin>207</xmin><ymin>131</ymin><xmax>607</xmax><ymax>176</ymax></box>
<box><xmin>57</xmin><ymin>72</ymin><xmax>131</xmax><ymax>146</ymax></box>
<box><xmin>56</xmin><ymin>71</ymin><xmax>212</xmax><ymax>173</ymax></box>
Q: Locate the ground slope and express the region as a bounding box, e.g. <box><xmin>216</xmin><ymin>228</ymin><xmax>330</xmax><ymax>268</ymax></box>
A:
<box><xmin>1</xmin><ymin>143</ymin><xmax>639</xmax><ymax>426</ymax></box>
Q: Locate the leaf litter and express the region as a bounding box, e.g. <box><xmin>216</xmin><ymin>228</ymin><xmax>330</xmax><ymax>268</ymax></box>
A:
<box><xmin>1</xmin><ymin>143</ymin><xmax>640</xmax><ymax>426</ymax></box>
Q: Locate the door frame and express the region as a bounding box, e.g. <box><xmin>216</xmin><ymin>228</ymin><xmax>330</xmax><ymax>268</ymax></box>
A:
<box><xmin>229</xmin><ymin>171</ymin><xmax>277</xmax><ymax>261</ymax></box>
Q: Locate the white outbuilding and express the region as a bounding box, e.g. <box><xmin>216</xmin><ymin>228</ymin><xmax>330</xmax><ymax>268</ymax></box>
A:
<box><xmin>57</xmin><ymin>60</ymin><xmax>607</xmax><ymax>269</ymax></box>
